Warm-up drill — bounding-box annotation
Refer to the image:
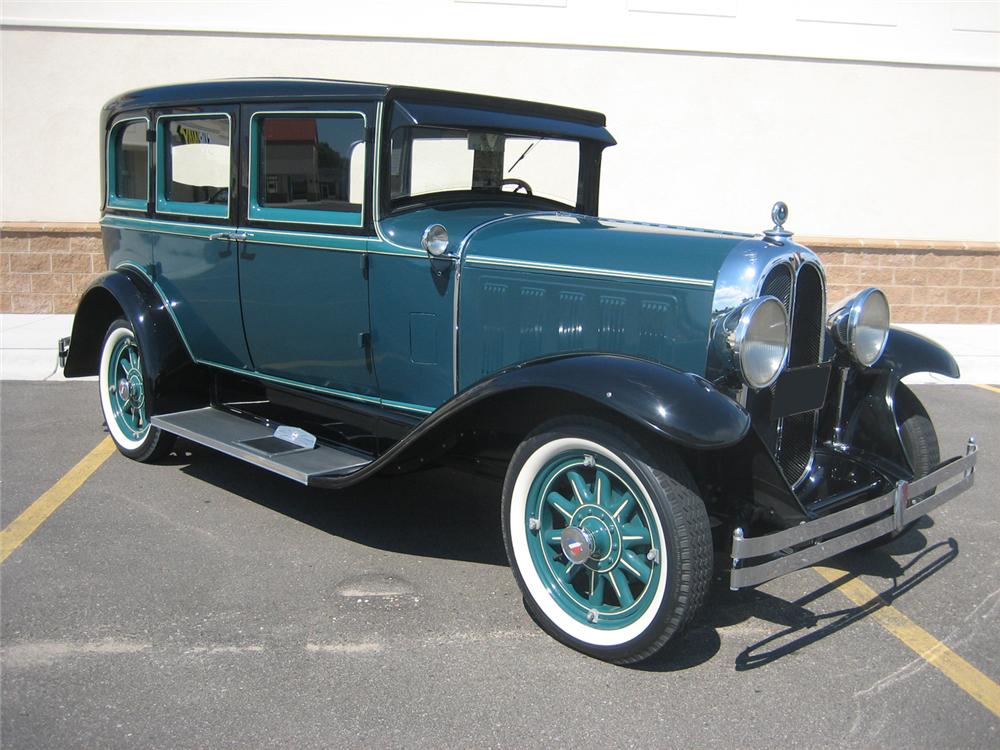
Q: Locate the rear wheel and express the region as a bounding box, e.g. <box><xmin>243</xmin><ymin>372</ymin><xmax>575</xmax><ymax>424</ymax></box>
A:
<box><xmin>502</xmin><ymin>418</ymin><xmax>712</xmax><ymax>664</ymax></box>
<box><xmin>99</xmin><ymin>319</ymin><xmax>174</xmax><ymax>462</ymax></box>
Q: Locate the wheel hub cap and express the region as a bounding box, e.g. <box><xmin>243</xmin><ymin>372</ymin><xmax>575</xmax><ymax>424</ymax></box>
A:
<box><xmin>561</xmin><ymin>526</ymin><xmax>594</xmax><ymax>564</ymax></box>
<box><xmin>117</xmin><ymin>378</ymin><xmax>131</xmax><ymax>403</ymax></box>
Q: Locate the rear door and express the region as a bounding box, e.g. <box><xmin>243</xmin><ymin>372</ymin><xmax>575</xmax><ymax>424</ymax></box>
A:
<box><xmin>152</xmin><ymin>104</ymin><xmax>252</xmax><ymax>369</ymax></box>
<box><xmin>237</xmin><ymin>102</ymin><xmax>378</xmax><ymax>399</ymax></box>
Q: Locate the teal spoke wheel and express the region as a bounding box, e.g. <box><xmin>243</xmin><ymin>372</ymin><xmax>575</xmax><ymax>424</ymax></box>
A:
<box><xmin>502</xmin><ymin>419</ymin><xmax>712</xmax><ymax>665</ymax></box>
<box><xmin>98</xmin><ymin>318</ymin><xmax>174</xmax><ymax>462</ymax></box>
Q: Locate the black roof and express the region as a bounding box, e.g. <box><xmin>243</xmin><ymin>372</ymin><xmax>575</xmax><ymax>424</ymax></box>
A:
<box><xmin>102</xmin><ymin>78</ymin><xmax>607</xmax><ymax>127</ymax></box>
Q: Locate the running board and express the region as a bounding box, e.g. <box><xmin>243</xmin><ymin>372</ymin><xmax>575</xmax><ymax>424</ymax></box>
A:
<box><xmin>151</xmin><ymin>407</ymin><xmax>371</xmax><ymax>485</ymax></box>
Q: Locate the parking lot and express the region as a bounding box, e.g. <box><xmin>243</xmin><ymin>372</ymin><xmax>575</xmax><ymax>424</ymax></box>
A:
<box><xmin>1</xmin><ymin>381</ymin><xmax>997</xmax><ymax>748</ymax></box>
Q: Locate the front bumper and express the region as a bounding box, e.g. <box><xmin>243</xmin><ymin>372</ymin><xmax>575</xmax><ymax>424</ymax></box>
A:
<box><xmin>730</xmin><ymin>438</ymin><xmax>979</xmax><ymax>589</ymax></box>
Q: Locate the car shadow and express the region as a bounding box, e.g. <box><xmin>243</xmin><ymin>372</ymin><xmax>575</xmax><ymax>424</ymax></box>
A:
<box><xmin>731</xmin><ymin>534</ymin><xmax>957</xmax><ymax>671</ymax></box>
<box><xmin>169</xmin><ymin>439</ymin><xmax>510</xmax><ymax>567</ymax></box>
<box><xmin>630</xmin><ymin>521</ymin><xmax>952</xmax><ymax>673</ymax></box>
<box><xmin>165</xmin><ymin>441</ymin><xmax>955</xmax><ymax>673</ymax></box>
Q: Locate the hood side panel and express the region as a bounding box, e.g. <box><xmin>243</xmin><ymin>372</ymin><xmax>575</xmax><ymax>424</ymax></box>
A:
<box><xmin>458</xmin><ymin>214</ymin><xmax>743</xmax><ymax>388</ymax></box>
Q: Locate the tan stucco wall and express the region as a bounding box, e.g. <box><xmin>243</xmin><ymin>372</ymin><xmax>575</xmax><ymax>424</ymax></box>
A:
<box><xmin>1</xmin><ymin>25</ymin><xmax>998</xmax><ymax>242</ymax></box>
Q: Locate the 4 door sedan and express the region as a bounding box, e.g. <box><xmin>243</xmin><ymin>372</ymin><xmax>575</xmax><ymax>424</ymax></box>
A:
<box><xmin>62</xmin><ymin>79</ymin><xmax>978</xmax><ymax>663</ymax></box>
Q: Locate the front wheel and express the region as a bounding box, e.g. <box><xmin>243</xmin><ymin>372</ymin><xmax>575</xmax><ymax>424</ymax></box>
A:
<box><xmin>502</xmin><ymin>419</ymin><xmax>712</xmax><ymax>664</ymax></box>
<box><xmin>99</xmin><ymin>319</ymin><xmax>174</xmax><ymax>462</ymax></box>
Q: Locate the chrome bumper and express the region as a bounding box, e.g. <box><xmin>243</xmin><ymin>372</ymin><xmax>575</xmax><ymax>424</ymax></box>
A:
<box><xmin>730</xmin><ymin>438</ymin><xmax>978</xmax><ymax>590</ymax></box>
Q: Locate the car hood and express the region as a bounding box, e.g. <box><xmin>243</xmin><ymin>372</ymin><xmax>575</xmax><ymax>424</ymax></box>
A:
<box><xmin>460</xmin><ymin>212</ymin><xmax>752</xmax><ymax>286</ymax></box>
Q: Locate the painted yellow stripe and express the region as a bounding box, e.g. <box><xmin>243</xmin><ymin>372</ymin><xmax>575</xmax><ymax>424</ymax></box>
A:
<box><xmin>814</xmin><ymin>566</ymin><xmax>1000</xmax><ymax>719</ymax></box>
<box><xmin>974</xmin><ymin>384</ymin><xmax>1000</xmax><ymax>395</ymax></box>
<box><xmin>0</xmin><ymin>437</ymin><xmax>116</xmax><ymax>563</ymax></box>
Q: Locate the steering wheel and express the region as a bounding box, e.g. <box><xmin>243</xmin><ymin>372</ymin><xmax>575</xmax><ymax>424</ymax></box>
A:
<box><xmin>501</xmin><ymin>178</ymin><xmax>533</xmax><ymax>195</ymax></box>
<box><xmin>208</xmin><ymin>187</ymin><xmax>229</xmax><ymax>205</ymax></box>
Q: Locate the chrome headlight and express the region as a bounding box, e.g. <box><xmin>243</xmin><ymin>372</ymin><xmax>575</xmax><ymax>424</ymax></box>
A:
<box><xmin>714</xmin><ymin>296</ymin><xmax>790</xmax><ymax>389</ymax></box>
<box><xmin>828</xmin><ymin>287</ymin><xmax>890</xmax><ymax>367</ymax></box>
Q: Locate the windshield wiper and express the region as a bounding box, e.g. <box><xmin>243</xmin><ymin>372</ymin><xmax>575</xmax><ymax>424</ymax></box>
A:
<box><xmin>507</xmin><ymin>138</ymin><xmax>543</xmax><ymax>174</ymax></box>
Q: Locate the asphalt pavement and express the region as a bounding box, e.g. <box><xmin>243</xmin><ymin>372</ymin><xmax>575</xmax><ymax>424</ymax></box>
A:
<box><xmin>1</xmin><ymin>381</ymin><xmax>998</xmax><ymax>749</ymax></box>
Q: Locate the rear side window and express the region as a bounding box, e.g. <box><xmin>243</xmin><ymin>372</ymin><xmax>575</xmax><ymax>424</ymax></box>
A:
<box><xmin>249</xmin><ymin>112</ymin><xmax>367</xmax><ymax>227</ymax></box>
<box><xmin>107</xmin><ymin>118</ymin><xmax>149</xmax><ymax>210</ymax></box>
<box><xmin>157</xmin><ymin>114</ymin><xmax>231</xmax><ymax>218</ymax></box>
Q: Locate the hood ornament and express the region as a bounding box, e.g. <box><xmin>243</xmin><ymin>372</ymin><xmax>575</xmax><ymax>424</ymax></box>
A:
<box><xmin>763</xmin><ymin>200</ymin><xmax>792</xmax><ymax>243</ymax></box>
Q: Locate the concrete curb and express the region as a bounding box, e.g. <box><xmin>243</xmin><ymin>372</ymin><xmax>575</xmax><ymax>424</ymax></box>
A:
<box><xmin>0</xmin><ymin>313</ymin><xmax>996</xmax><ymax>385</ymax></box>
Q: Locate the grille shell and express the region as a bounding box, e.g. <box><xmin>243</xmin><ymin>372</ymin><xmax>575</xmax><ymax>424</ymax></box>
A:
<box><xmin>761</xmin><ymin>260</ymin><xmax>826</xmax><ymax>485</ymax></box>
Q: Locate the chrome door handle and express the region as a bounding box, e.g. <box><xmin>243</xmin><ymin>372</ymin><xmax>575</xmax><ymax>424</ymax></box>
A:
<box><xmin>208</xmin><ymin>231</ymin><xmax>255</xmax><ymax>241</ymax></box>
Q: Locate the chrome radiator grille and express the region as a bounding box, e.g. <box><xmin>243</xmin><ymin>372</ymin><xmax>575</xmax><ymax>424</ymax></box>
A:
<box><xmin>761</xmin><ymin>262</ymin><xmax>826</xmax><ymax>484</ymax></box>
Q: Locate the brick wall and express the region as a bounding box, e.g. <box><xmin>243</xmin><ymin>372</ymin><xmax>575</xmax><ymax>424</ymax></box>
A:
<box><xmin>2</xmin><ymin>224</ymin><xmax>998</xmax><ymax>322</ymax></box>
<box><xmin>807</xmin><ymin>238</ymin><xmax>1000</xmax><ymax>324</ymax></box>
<box><xmin>1</xmin><ymin>225</ymin><xmax>105</xmax><ymax>314</ymax></box>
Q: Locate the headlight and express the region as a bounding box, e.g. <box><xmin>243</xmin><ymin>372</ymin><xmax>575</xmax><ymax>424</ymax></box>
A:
<box><xmin>715</xmin><ymin>296</ymin><xmax>790</xmax><ymax>389</ymax></box>
<box><xmin>828</xmin><ymin>287</ymin><xmax>890</xmax><ymax>367</ymax></box>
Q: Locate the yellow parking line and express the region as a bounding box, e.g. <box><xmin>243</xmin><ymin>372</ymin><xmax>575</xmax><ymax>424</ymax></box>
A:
<box><xmin>0</xmin><ymin>436</ymin><xmax>116</xmax><ymax>563</ymax></box>
<box><xmin>814</xmin><ymin>566</ymin><xmax>1000</xmax><ymax>719</ymax></box>
<box><xmin>974</xmin><ymin>384</ymin><xmax>1000</xmax><ymax>395</ymax></box>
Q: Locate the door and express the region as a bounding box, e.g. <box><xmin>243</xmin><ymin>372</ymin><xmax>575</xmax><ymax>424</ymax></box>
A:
<box><xmin>237</xmin><ymin>103</ymin><xmax>378</xmax><ymax>399</ymax></box>
<box><xmin>152</xmin><ymin>104</ymin><xmax>252</xmax><ymax>369</ymax></box>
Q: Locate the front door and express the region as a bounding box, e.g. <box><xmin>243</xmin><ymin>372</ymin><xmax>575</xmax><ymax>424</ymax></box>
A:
<box><xmin>237</xmin><ymin>103</ymin><xmax>378</xmax><ymax>400</ymax></box>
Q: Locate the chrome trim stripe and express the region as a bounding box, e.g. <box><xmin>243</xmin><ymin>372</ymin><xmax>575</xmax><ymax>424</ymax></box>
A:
<box><xmin>464</xmin><ymin>255</ymin><xmax>715</xmax><ymax>287</ymax></box>
<box><xmin>103</xmin><ymin>214</ymin><xmax>227</xmax><ymax>239</ymax></box>
<box><xmin>593</xmin><ymin>215</ymin><xmax>756</xmax><ymax>240</ymax></box>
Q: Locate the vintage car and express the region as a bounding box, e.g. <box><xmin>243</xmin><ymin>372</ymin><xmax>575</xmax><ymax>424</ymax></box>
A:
<box><xmin>62</xmin><ymin>79</ymin><xmax>978</xmax><ymax>664</ymax></box>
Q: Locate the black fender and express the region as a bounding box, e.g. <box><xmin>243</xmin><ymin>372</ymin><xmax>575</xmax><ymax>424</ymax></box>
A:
<box><xmin>315</xmin><ymin>353</ymin><xmax>750</xmax><ymax>488</ymax></box>
<box><xmin>876</xmin><ymin>327</ymin><xmax>960</xmax><ymax>381</ymax></box>
<box><xmin>63</xmin><ymin>268</ymin><xmax>206</xmax><ymax>415</ymax></box>
<box><xmin>842</xmin><ymin>327</ymin><xmax>958</xmax><ymax>476</ymax></box>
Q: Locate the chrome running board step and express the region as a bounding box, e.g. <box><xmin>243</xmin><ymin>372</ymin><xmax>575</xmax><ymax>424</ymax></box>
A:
<box><xmin>152</xmin><ymin>407</ymin><xmax>371</xmax><ymax>485</ymax></box>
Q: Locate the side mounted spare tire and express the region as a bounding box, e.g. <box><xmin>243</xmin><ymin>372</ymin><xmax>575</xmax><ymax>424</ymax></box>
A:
<box><xmin>501</xmin><ymin>417</ymin><xmax>712</xmax><ymax>664</ymax></box>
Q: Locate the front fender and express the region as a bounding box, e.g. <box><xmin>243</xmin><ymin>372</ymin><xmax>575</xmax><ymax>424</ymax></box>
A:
<box><xmin>63</xmin><ymin>269</ymin><xmax>204</xmax><ymax>415</ymax></box>
<box><xmin>316</xmin><ymin>354</ymin><xmax>750</xmax><ymax>488</ymax></box>
<box><xmin>875</xmin><ymin>327</ymin><xmax>960</xmax><ymax>381</ymax></box>
<box><xmin>454</xmin><ymin>354</ymin><xmax>751</xmax><ymax>449</ymax></box>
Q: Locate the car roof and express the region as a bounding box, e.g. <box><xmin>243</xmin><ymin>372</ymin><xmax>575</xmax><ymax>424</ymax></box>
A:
<box><xmin>102</xmin><ymin>78</ymin><xmax>607</xmax><ymax>127</ymax></box>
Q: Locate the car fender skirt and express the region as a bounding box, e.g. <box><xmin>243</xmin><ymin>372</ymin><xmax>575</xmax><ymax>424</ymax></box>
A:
<box><xmin>63</xmin><ymin>269</ymin><xmax>204</xmax><ymax>415</ymax></box>
<box><xmin>876</xmin><ymin>327</ymin><xmax>960</xmax><ymax>381</ymax></box>
<box><xmin>441</xmin><ymin>354</ymin><xmax>750</xmax><ymax>450</ymax></box>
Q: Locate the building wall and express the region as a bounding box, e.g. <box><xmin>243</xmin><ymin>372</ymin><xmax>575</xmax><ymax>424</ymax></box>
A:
<box><xmin>1</xmin><ymin>1</ymin><xmax>998</xmax><ymax>319</ymax></box>
<box><xmin>3</xmin><ymin>224</ymin><xmax>997</xmax><ymax>323</ymax></box>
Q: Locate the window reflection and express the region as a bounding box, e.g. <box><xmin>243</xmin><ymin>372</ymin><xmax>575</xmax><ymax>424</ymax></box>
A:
<box><xmin>258</xmin><ymin>115</ymin><xmax>366</xmax><ymax>215</ymax></box>
<box><xmin>164</xmin><ymin>117</ymin><xmax>231</xmax><ymax>205</ymax></box>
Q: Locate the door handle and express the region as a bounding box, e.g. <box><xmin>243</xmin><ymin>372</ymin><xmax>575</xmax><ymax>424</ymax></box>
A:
<box><xmin>208</xmin><ymin>231</ymin><xmax>255</xmax><ymax>242</ymax></box>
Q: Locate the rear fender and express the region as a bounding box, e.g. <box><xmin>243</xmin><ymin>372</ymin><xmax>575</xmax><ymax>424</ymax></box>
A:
<box><xmin>63</xmin><ymin>268</ymin><xmax>206</xmax><ymax>415</ymax></box>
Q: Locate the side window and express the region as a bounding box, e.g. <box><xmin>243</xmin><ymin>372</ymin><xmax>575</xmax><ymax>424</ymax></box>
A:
<box><xmin>107</xmin><ymin>119</ymin><xmax>149</xmax><ymax>210</ymax></box>
<box><xmin>157</xmin><ymin>114</ymin><xmax>231</xmax><ymax>218</ymax></box>
<box><xmin>250</xmin><ymin>112</ymin><xmax>367</xmax><ymax>227</ymax></box>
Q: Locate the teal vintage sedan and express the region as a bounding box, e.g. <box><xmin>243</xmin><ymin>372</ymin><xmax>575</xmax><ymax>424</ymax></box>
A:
<box><xmin>63</xmin><ymin>79</ymin><xmax>978</xmax><ymax>663</ymax></box>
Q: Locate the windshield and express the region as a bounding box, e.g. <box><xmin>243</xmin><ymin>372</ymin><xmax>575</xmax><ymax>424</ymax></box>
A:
<box><xmin>388</xmin><ymin>123</ymin><xmax>581</xmax><ymax>211</ymax></box>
